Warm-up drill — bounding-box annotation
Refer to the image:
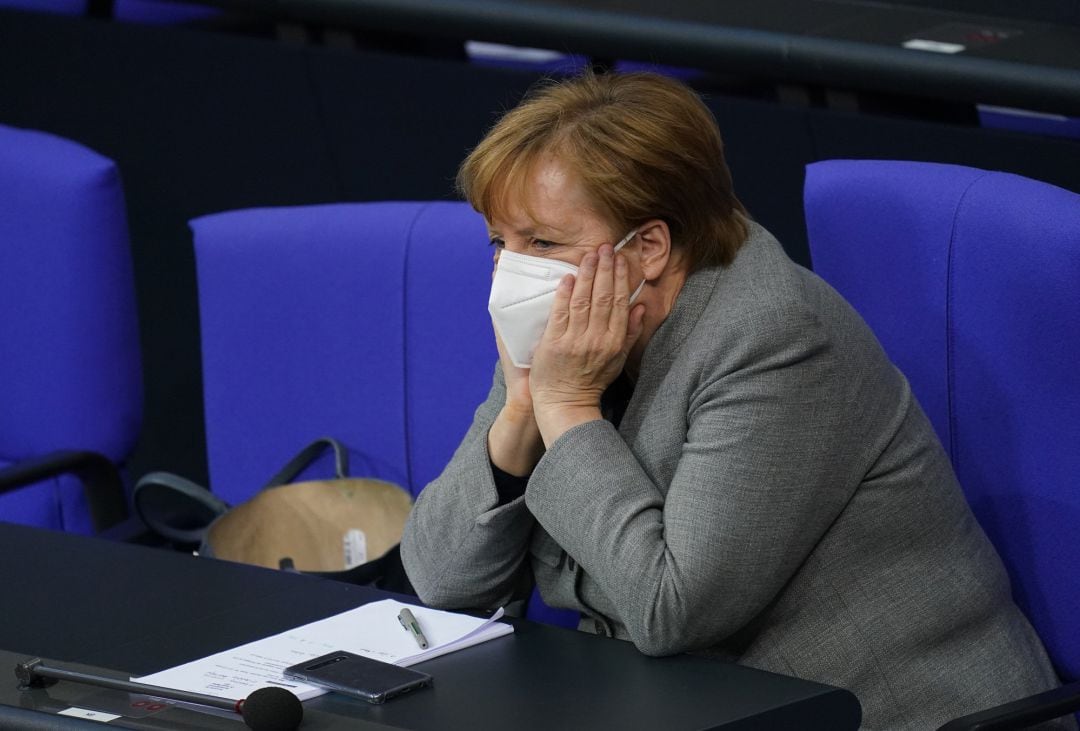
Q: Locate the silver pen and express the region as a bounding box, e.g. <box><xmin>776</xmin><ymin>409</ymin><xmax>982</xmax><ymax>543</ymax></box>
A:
<box><xmin>397</xmin><ymin>607</ymin><xmax>429</xmax><ymax>649</ymax></box>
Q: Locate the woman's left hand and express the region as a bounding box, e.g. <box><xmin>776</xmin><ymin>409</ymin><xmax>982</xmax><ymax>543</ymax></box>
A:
<box><xmin>529</xmin><ymin>244</ymin><xmax>645</xmax><ymax>446</ymax></box>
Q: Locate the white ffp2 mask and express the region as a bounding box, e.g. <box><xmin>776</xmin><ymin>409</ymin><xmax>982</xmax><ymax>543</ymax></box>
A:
<box><xmin>488</xmin><ymin>229</ymin><xmax>645</xmax><ymax>369</ymax></box>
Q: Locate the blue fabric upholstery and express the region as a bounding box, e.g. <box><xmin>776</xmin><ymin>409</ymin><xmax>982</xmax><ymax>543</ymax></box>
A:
<box><xmin>113</xmin><ymin>0</ymin><xmax>219</xmax><ymax>24</ymax></box>
<box><xmin>0</xmin><ymin>0</ymin><xmax>219</xmax><ymax>22</ymax></box>
<box><xmin>0</xmin><ymin>124</ymin><xmax>142</xmax><ymax>533</ymax></box>
<box><xmin>192</xmin><ymin>201</ymin><xmax>579</xmax><ymax>627</ymax></box>
<box><xmin>192</xmin><ymin>202</ymin><xmax>499</xmax><ymax>502</ymax></box>
<box><xmin>804</xmin><ymin>160</ymin><xmax>1080</xmax><ymax>691</ymax></box>
<box><xmin>0</xmin><ymin>1</ymin><xmax>85</xmax><ymax>14</ymax></box>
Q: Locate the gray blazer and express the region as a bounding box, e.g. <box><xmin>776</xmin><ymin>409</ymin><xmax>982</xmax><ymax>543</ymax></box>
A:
<box><xmin>401</xmin><ymin>223</ymin><xmax>1069</xmax><ymax>730</ymax></box>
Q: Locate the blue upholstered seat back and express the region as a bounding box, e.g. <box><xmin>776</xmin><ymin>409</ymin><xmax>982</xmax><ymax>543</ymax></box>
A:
<box><xmin>113</xmin><ymin>0</ymin><xmax>220</xmax><ymax>24</ymax></box>
<box><xmin>0</xmin><ymin>0</ymin><xmax>85</xmax><ymax>14</ymax></box>
<box><xmin>194</xmin><ymin>200</ymin><xmax>583</xmax><ymax>627</ymax></box>
<box><xmin>191</xmin><ymin>201</ymin><xmax>496</xmax><ymax>504</ymax></box>
<box><xmin>805</xmin><ymin>159</ymin><xmax>1080</xmax><ymax>682</ymax></box>
<box><xmin>0</xmin><ymin>123</ymin><xmax>143</xmax><ymax>533</ymax></box>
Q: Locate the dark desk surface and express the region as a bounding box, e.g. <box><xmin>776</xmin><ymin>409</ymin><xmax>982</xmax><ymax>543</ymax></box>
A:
<box><xmin>194</xmin><ymin>0</ymin><xmax>1080</xmax><ymax>115</ymax></box>
<box><xmin>0</xmin><ymin>522</ymin><xmax>861</xmax><ymax>730</ymax></box>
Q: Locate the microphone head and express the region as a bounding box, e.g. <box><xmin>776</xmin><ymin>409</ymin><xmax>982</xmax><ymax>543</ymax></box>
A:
<box><xmin>240</xmin><ymin>687</ymin><xmax>303</xmax><ymax>731</ymax></box>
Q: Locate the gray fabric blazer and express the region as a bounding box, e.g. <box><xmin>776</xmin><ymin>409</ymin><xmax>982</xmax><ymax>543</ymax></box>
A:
<box><xmin>401</xmin><ymin>223</ymin><xmax>1069</xmax><ymax>731</ymax></box>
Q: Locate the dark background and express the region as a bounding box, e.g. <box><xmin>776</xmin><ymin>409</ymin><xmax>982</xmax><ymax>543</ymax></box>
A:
<box><xmin>2</xmin><ymin>2</ymin><xmax>1079</xmax><ymax>491</ymax></box>
<box><xmin>893</xmin><ymin>0</ymin><xmax>1080</xmax><ymax>25</ymax></box>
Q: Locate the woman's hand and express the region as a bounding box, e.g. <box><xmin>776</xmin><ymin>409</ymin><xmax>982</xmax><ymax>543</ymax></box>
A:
<box><xmin>494</xmin><ymin>328</ymin><xmax>533</xmax><ymax>415</ymax></box>
<box><xmin>487</xmin><ymin>328</ymin><xmax>545</xmax><ymax>478</ymax></box>
<box><xmin>530</xmin><ymin>245</ymin><xmax>645</xmax><ymax>446</ymax></box>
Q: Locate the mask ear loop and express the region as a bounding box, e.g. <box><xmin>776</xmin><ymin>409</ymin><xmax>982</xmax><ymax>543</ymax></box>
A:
<box><xmin>613</xmin><ymin>228</ymin><xmax>638</xmax><ymax>253</ymax></box>
<box><xmin>613</xmin><ymin>229</ymin><xmax>646</xmax><ymax>303</ymax></box>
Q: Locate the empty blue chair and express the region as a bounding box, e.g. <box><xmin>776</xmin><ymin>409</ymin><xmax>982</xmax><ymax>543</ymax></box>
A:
<box><xmin>0</xmin><ymin>1</ymin><xmax>85</xmax><ymax>15</ymax></box>
<box><xmin>191</xmin><ymin>201</ymin><xmax>579</xmax><ymax>626</ymax></box>
<box><xmin>0</xmin><ymin>124</ymin><xmax>142</xmax><ymax>534</ymax></box>
<box><xmin>805</xmin><ymin>159</ymin><xmax>1080</xmax><ymax>728</ymax></box>
<box><xmin>191</xmin><ymin>202</ymin><xmax>491</xmax><ymax>504</ymax></box>
<box><xmin>113</xmin><ymin>0</ymin><xmax>220</xmax><ymax>25</ymax></box>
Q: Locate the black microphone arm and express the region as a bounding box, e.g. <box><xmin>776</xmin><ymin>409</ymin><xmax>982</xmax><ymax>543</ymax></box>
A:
<box><xmin>14</xmin><ymin>657</ymin><xmax>303</xmax><ymax>731</ymax></box>
<box><xmin>17</xmin><ymin>657</ymin><xmax>243</xmax><ymax>713</ymax></box>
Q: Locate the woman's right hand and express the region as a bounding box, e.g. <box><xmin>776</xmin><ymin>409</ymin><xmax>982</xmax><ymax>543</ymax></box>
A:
<box><xmin>487</xmin><ymin>328</ymin><xmax>545</xmax><ymax>478</ymax></box>
<box><xmin>495</xmin><ymin>327</ymin><xmax>533</xmax><ymax>413</ymax></box>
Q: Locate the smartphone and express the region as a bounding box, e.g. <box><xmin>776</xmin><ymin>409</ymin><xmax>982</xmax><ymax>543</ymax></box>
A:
<box><xmin>283</xmin><ymin>650</ymin><xmax>433</xmax><ymax>704</ymax></box>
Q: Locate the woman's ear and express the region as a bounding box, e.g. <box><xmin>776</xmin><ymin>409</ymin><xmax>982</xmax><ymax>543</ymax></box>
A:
<box><xmin>636</xmin><ymin>219</ymin><xmax>672</xmax><ymax>280</ymax></box>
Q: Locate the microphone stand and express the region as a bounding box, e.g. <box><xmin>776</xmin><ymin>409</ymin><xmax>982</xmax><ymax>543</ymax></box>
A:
<box><xmin>16</xmin><ymin>657</ymin><xmax>247</xmax><ymax>715</ymax></box>
<box><xmin>14</xmin><ymin>657</ymin><xmax>302</xmax><ymax>730</ymax></box>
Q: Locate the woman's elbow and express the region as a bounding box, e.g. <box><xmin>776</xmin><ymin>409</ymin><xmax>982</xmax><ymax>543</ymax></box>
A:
<box><xmin>625</xmin><ymin>603</ymin><xmax>699</xmax><ymax>657</ymax></box>
<box><xmin>624</xmin><ymin>590</ymin><xmax>747</xmax><ymax>657</ymax></box>
<box><xmin>400</xmin><ymin>536</ymin><xmax>521</xmax><ymax>610</ymax></box>
<box><xmin>404</xmin><ymin>563</ymin><xmax>488</xmax><ymax>609</ymax></box>
<box><xmin>628</xmin><ymin>627</ymin><xmax>698</xmax><ymax>657</ymax></box>
<box><xmin>399</xmin><ymin>533</ymin><xmax>456</xmax><ymax>607</ymax></box>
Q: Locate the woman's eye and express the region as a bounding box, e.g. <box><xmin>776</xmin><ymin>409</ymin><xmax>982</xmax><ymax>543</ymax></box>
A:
<box><xmin>488</xmin><ymin>237</ymin><xmax>505</xmax><ymax>249</ymax></box>
<box><xmin>531</xmin><ymin>239</ymin><xmax>556</xmax><ymax>251</ymax></box>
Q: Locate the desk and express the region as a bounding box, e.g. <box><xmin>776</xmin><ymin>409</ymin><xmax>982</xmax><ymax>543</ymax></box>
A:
<box><xmin>192</xmin><ymin>0</ymin><xmax>1080</xmax><ymax>115</ymax></box>
<box><xmin>0</xmin><ymin>523</ymin><xmax>861</xmax><ymax>729</ymax></box>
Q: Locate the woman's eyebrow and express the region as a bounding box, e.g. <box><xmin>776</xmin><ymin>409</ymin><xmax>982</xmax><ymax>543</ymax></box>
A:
<box><xmin>489</xmin><ymin>222</ymin><xmax>573</xmax><ymax>238</ymax></box>
<box><xmin>488</xmin><ymin>226</ymin><xmax>539</xmax><ymax>238</ymax></box>
<box><xmin>525</xmin><ymin>224</ymin><xmax>574</xmax><ymax>239</ymax></box>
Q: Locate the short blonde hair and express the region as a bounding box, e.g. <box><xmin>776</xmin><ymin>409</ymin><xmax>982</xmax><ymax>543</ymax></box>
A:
<box><xmin>457</xmin><ymin>71</ymin><xmax>748</xmax><ymax>270</ymax></box>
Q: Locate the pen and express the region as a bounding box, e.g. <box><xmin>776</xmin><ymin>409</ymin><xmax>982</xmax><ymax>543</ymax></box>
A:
<box><xmin>398</xmin><ymin>607</ymin><xmax>429</xmax><ymax>650</ymax></box>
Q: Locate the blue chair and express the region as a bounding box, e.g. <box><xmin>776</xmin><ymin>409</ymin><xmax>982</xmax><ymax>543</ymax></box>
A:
<box><xmin>805</xmin><ymin>159</ymin><xmax>1080</xmax><ymax>729</ymax></box>
<box><xmin>190</xmin><ymin>201</ymin><xmax>580</xmax><ymax>627</ymax></box>
<box><xmin>190</xmin><ymin>202</ymin><xmax>485</xmax><ymax>504</ymax></box>
<box><xmin>0</xmin><ymin>1</ymin><xmax>85</xmax><ymax>14</ymax></box>
<box><xmin>113</xmin><ymin>0</ymin><xmax>220</xmax><ymax>25</ymax></box>
<box><xmin>0</xmin><ymin>124</ymin><xmax>143</xmax><ymax>534</ymax></box>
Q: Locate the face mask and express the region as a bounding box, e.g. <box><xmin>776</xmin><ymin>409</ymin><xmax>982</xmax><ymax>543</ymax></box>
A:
<box><xmin>488</xmin><ymin>229</ymin><xmax>645</xmax><ymax>369</ymax></box>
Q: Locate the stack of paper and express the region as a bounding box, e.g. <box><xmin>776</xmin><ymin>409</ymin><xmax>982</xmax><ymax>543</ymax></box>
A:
<box><xmin>134</xmin><ymin>599</ymin><xmax>513</xmax><ymax>701</ymax></box>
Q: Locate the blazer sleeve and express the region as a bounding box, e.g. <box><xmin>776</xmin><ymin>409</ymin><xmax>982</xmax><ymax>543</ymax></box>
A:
<box><xmin>400</xmin><ymin>363</ymin><xmax>537</xmax><ymax>609</ymax></box>
<box><xmin>524</xmin><ymin>305</ymin><xmax>890</xmax><ymax>656</ymax></box>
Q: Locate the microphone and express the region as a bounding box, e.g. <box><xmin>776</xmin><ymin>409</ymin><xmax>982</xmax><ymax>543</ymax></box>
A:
<box><xmin>15</xmin><ymin>657</ymin><xmax>303</xmax><ymax>731</ymax></box>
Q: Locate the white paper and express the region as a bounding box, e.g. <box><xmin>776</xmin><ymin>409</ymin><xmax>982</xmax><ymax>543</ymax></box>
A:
<box><xmin>58</xmin><ymin>707</ymin><xmax>123</xmax><ymax>722</ymax></box>
<box><xmin>133</xmin><ymin>599</ymin><xmax>512</xmax><ymax>702</ymax></box>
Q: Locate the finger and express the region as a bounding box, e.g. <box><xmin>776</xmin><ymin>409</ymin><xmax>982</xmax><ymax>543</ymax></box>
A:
<box><xmin>543</xmin><ymin>273</ymin><xmax>575</xmax><ymax>341</ymax></box>
<box><xmin>591</xmin><ymin>245</ymin><xmax>617</xmax><ymax>328</ymax></box>
<box><xmin>607</xmin><ymin>253</ymin><xmax>630</xmax><ymax>338</ymax></box>
<box><xmin>566</xmin><ymin>251</ymin><xmax>597</xmax><ymax>333</ymax></box>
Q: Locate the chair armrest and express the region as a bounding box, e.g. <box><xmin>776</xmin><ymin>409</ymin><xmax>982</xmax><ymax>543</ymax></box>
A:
<box><xmin>0</xmin><ymin>450</ymin><xmax>128</xmax><ymax>533</ymax></box>
<box><xmin>937</xmin><ymin>680</ymin><xmax>1080</xmax><ymax>730</ymax></box>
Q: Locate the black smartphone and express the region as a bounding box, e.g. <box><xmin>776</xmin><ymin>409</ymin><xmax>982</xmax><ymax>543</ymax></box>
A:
<box><xmin>283</xmin><ymin>650</ymin><xmax>433</xmax><ymax>704</ymax></box>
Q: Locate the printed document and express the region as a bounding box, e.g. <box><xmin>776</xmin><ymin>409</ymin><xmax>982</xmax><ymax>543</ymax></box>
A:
<box><xmin>133</xmin><ymin>599</ymin><xmax>512</xmax><ymax>701</ymax></box>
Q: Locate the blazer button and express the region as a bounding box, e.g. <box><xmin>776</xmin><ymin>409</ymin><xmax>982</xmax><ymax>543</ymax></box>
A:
<box><xmin>593</xmin><ymin>620</ymin><xmax>608</xmax><ymax>637</ymax></box>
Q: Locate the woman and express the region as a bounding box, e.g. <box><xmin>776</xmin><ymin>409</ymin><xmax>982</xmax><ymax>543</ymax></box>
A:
<box><xmin>399</xmin><ymin>72</ymin><xmax>1069</xmax><ymax>730</ymax></box>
